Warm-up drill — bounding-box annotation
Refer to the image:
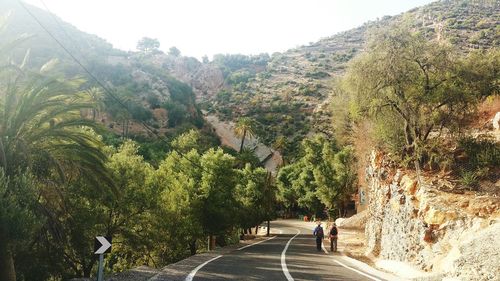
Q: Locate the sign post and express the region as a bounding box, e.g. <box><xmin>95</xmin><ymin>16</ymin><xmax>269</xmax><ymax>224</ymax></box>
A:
<box><xmin>94</xmin><ymin>236</ymin><xmax>112</xmax><ymax>281</ymax></box>
<box><xmin>98</xmin><ymin>253</ymin><xmax>104</xmax><ymax>281</ymax></box>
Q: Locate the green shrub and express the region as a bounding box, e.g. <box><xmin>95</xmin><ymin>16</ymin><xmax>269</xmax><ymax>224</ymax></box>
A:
<box><xmin>304</xmin><ymin>71</ymin><xmax>330</xmax><ymax>79</ymax></box>
<box><xmin>226</xmin><ymin>70</ymin><xmax>254</xmax><ymax>85</ymax></box>
<box><xmin>459</xmin><ymin>170</ymin><xmax>479</xmax><ymax>190</ymax></box>
<box><xmin>458</xmin><ymin>137</ymin><xmax>500</xmax><ymax>170</ymax></box>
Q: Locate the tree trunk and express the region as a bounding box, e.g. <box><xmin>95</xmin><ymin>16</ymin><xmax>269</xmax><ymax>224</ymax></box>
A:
<box><xmin>266</xmin><ymin>220</ymin><xmax>270</xmax><ymax>237</ymax></box>
<box><xmin>239</xmin><ymin>129</ymin><xmax>247</xmax><ymax>153</ymax></box>
<box><xmin>208</xmin><ymin>235</ymin><xmax>216</xmax><ymax>251</ymax></box>
<box><xmin>247</xmin><ymin>227</ymin><xmax>252</xmax><ymax>234</ymax></box>
<box><xmin>0</xmin><ymin>231</ymin><xmax>16</xmax><ymax>281</ymax></box>
<box><xmin>189</xmin><ymin>240</ymin><xmax>197</xmax><ymax>255</ymax></box>
<box><xmin>126</xmin><ymin>120</ymin><xmax>130</xmax><ymax>138</ymax></box>
<box><xmin>404</xmin><ymin>120</ymin><xmax>413</xmax><ymax>146</ymax></box>
<box><xmin>254</xmin><ymin>225</ymin><xmax>259</xmax><ymax>235</ymax></box>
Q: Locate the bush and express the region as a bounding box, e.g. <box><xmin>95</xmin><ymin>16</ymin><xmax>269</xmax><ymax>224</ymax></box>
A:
<box><xmin>163</xmin><ymin>101</ymin><xmax>188</xmax><ymax>127</ymax></box>
<box><xmin>166</xmin><ymin>77</ymin><xmax>194</xmax><ymax>105</ymax></box>
<box><xmin>458</xmin><ymin>137</ymin><xmax>500</xmax><ymax>170</ymax></box>
<box><xmin>130</xmin><ymin>103</ymin><xmax>153</xmax><ymax>121</ymax></box>
<box><xmin>459</xmin><ymin>170</ymin><xmax>479</xmax><ymax>190</ymax></box>
<box><xmin>226</xmin><ymin>70</ymin><xmax>254</xmax><ymax>85</ymax></box>
<box><xmin>304</xmin><ymin>71</ymin><xmax>330</xmax><ymax>79</ymax></box>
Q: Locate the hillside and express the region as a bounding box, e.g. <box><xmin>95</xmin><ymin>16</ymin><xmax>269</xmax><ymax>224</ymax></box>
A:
<box><xmin>154</xmin><ymin>0</ymin><xmax>499</xmax><ymax>158</ymax></box>
<box><xmin>0</xmin><ymin>0</ymin><xmax>121</xmax><ymax>68</ymax></box>
<box><xmin>2</xmin><ymin>0</ymin><xmax>498</xmax><ymax>161</ymax></box>
<box><xmin>0</xmin><ymin>0</ymin><xmax>221</xmax><ymax>164</ymax></box>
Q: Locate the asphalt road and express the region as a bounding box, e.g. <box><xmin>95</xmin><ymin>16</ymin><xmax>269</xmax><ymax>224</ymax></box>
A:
<box><xmin>186</xmin><ymin>220</ymin><xmax>391</xmax><ymax>281</ymax></box>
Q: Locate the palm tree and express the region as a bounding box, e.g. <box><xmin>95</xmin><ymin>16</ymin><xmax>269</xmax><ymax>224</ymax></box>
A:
<box><xmin>0</xmin><ymin>73</ymin><xmax>112</xmax><ymax>281</ymax></box>
<box><xmin>235</xmin><ymin>147</ymin><xmax>259</xmax><ymax>168</ymax></box>
<box><xmin>85</xmin><ymin>86</ymin><xmax>105</xmax><ymax>121</ymax></box>
<box><xmin>234</xmin><ymin>117</ymin><xmax>256</xmax><ymax>153</ymax></box>
<box><xmin>272</xmin><ymin>135</ymin><xmax>288</xmax><ymax>164</ymax></box>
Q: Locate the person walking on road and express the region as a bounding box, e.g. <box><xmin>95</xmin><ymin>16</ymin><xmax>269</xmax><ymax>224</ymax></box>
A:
<box><xmin>329</xmin><ymin>223</ymin><xmax>338</xmax><ymax>252</ymax></box>
<box><xmin>313</xmin><ymin>221</ymin><xmax>324</xmax><ymax>251</ymax></box>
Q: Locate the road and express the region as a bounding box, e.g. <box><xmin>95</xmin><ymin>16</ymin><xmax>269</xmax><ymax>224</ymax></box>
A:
<box><xmin>185</xmin><ymin>220</ymin><xmax>393</xmax><ymax>281</ymax></box>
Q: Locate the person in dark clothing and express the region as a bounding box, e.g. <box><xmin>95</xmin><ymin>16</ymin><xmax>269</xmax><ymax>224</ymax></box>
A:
<box><xmin>313</xmin><ymin>222</ymin><xmax>324</xmax><ymax>251</ymax></box>
<box><xmin>329</xmin><ymin>223</ymin><xmax>338</xmax><ymax>252</ymax></box>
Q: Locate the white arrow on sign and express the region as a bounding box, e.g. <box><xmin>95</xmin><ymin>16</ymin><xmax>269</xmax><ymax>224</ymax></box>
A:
<box><xmin>95</xmin><ymin>236</ymin><xmax>111</xmax><ymax>254</ymax></box>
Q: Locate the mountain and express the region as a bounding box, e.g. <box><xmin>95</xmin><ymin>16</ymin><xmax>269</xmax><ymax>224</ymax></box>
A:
<box><xmin>153</xmin><ymin>0</ymin><xmax>499</xmax><ymax>157</ymax></box>
<box><xmin>1</xmin><ymin>0</ymin><xmax>498</xmax><ymax>160</ymax></box>
<box><xmin>0</xmin><ymin>0</ymin><xmax>121</xmax><ymax>68</ymax></box>
<box><xmin>0</xmin><ymin>0</ymin><xmax>221</xmax><ymax>164</ymax></box>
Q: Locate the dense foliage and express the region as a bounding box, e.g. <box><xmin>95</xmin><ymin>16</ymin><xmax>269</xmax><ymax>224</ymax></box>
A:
<box><xmin>0</xmin><ymin>26</ymin><xmax>276</xmax><ymax>279</ymax></box>
<box><xmin>0</xmin><ymin>78</ymin><xmax>278</xmax><ymax>280</ymax></box>
<box><xmin>338</xmin><ymin>28</ymin><xmax>499</xmax><ymax>177</ymax></box>
<box><xmin>276</xmin><ymin>135</ymin><xmax>357</xmax><ymax>218</ymax></box>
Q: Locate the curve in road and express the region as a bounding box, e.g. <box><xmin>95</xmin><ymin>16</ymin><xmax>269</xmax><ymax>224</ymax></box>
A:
<box><xmin>185</xmin><ymin>220</ymin><xmax>393</xmax><ymax>281</ymax></box>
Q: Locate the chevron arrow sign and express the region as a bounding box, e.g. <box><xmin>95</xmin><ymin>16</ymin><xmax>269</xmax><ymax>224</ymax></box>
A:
<box><xmin>94</xmin><ymin>236</ymin><xmax>112</xmax><ymax>255</ymax></box>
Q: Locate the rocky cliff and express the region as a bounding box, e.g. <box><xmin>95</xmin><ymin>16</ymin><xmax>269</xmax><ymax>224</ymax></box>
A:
<box><xmin>364</xmin><ymin>151</ymin><xmax>500</xmax><ymax>280</ymax></box>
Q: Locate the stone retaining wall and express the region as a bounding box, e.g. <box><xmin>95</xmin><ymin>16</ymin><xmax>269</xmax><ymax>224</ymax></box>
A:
<box><xmin>364</xmin><ymin>151</ymin><xmax>500</xmax><ymax>280</ymax></box>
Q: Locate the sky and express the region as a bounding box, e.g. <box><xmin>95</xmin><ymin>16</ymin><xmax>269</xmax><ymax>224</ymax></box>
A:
<box><xmin>24</xmin><ymin>0</ymin><xmax>435</xmax><ymax>59</ymax></box>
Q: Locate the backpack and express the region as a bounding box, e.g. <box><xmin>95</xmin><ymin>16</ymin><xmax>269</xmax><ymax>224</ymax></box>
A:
<box><xmin>330</xmin><ymin>226</ymin><xmax>338</xmax><ymax>236</ymax></box>
<box><xmin>314</xmin><ymin>226</ymin><xmax>324</xmax><ymax>237</ymax></box>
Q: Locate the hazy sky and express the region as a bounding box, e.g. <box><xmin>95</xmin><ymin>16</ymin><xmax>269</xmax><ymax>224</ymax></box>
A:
<box><xmin>24</xmin><ymin>0</ymin><xmax>435</xmax><ymax>59</ymax></box>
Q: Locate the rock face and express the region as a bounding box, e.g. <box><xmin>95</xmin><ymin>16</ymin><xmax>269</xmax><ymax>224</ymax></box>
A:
<box><xmin>451</xmin><ymin>223</ymin><xmax>500</xmax><ymax>281</ymax></box>
<box><xmin>493</xmin><ymin>112</ymin><xmax>500</xmax><ymax>130</ymax></box>
<box><xmin>365</xmin><ymin>151</ymin><xmax>500</xmax><ymax>279</ymax></box>
<box><xmin>203</xmin><ymin>114</ymin><xmax>283</xmax><ymax>173</ymax></box>
<box><xmin>147</xmin><ymin>54</ymin><xmax>225</xmax><ymax>101</ymax></box>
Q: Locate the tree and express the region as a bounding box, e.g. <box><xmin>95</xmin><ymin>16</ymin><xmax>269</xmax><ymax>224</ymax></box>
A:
<box><xmin>197</xmin><ymin>148</ymin><xmax>238</xmax><ymax>237</ymax></box>
<box><xmin>343</xmin><ymin>29</ymin><xmax>499</xmax><ymax>163</ymax></box>
<box><xmin>155</xmin><ymin>141</ymin><xmax>241</xmax><ymax>256</ymax></box>
<box><xmin>155</xmin><ymin>148</ymin><xmax>204</xmax><ymax>259</ymax></box>
<box><xmin>236</xmin><ymin>165</ymin><xmax>277</xmax><ymax>234</ymax></box>
<box><xmin>234</xmin><ymin>117</ymin><xmax>256</xmax><ymax>153</ymax></box>
<box><xmin>0</xmin><ymin>74</ymin><xmax>112</xmax><ymax>281</ymax></box>
<box><xmin>136</xmin><ymin>37</ymin><xmax>160</xmax><ymax>53</ymax></box>
<box><xmin>314</xmin><ymin>145</ymin><xmax>357</xmax><ymax>217</ymax></box>
<box><xmin>276</xmin><ymin>135</ymin><xmax>357</xmax><ymax>219</ymax></box>
<box><xmin>272</xmin><ymin>135</ymin><xmax>288</xmax><ymax>164</ymax></box>
<box><xmin>0</xmin><ymin>172</ymin><xmax>38</xmax><ymax>281</ymax></box>
<box><xmin>234</xmin><ymin>147</ymin><xmax>260</xmax><ymax>168</ymax></box>
<box><xmin>102</xmin><ymin>141</ymin><xmax>156</xmax><ymax>272</ymax></box>
<box><xmin>168</xmin><ymin>46</ymin><xmax>181</xmax><ymax>57</ymax></box>
<box><xmin>85</xmin><ymin>86</ymin><xmax>105</xmax><ymax>121</ymax></box>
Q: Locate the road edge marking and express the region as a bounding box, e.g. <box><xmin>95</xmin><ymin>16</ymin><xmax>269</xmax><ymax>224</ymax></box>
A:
<box><xmin>184</xmin><ymin>255</ymin><xmax>223</xmax><ymax>281</ymax></box>
<box><xmin>321</xmin><ymin>239</ymin><xmax>329</xmax><ymax>254</ymax></box>
<box><xmin>322</xmin><ymin>238</ymin><xmax>383</xmax><ymax>281</ymax></box>
<box><xmin>237</xmin><ymin>236</ymin><xmax>277</xmax><ymax>250</ymax></box>
<box><xmin>333</xmin><ymin>259</ymin><xmax>383</xmax><ymax>281</ymax></box>
<box><xmin>281</xmin><ymin>228</ymin><xmax>300</xmax><ymax>281</ymax></box>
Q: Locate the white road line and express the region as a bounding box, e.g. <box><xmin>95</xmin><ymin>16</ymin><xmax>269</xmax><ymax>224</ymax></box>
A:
<box><xmin>333</xmin><ymin>260</ymin><xmax>383</xmax><ymax>281</ymax></box>
<box><xmin>281</xmin><ymin>228</ymin><xmax>300</xmax><ymax>281</ymax></box>
<box><xmin>322</xmin><ymin>239</ymin><xmax>383</xmax><ymax>281</ymax></box>
<box><xmin>237</xmin><ymin>236</ymin><xmax>277</xmax><ymax>250</ymax></box>
<box><xmin>321</xmin><ymin>240</ymin><xmax>329</xmax><ymax>254</ymax></box>
<box><xmin>184</xmin><ymin>255</ymin><xmax>223</xmax><ymax>281</ymax></box>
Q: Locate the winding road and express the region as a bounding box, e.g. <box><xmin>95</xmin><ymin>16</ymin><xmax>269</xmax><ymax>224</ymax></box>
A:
<box><xmin>181</xmin><ymin>220</ymin><xmax>394</xmax><ymax>281</ymax></box>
